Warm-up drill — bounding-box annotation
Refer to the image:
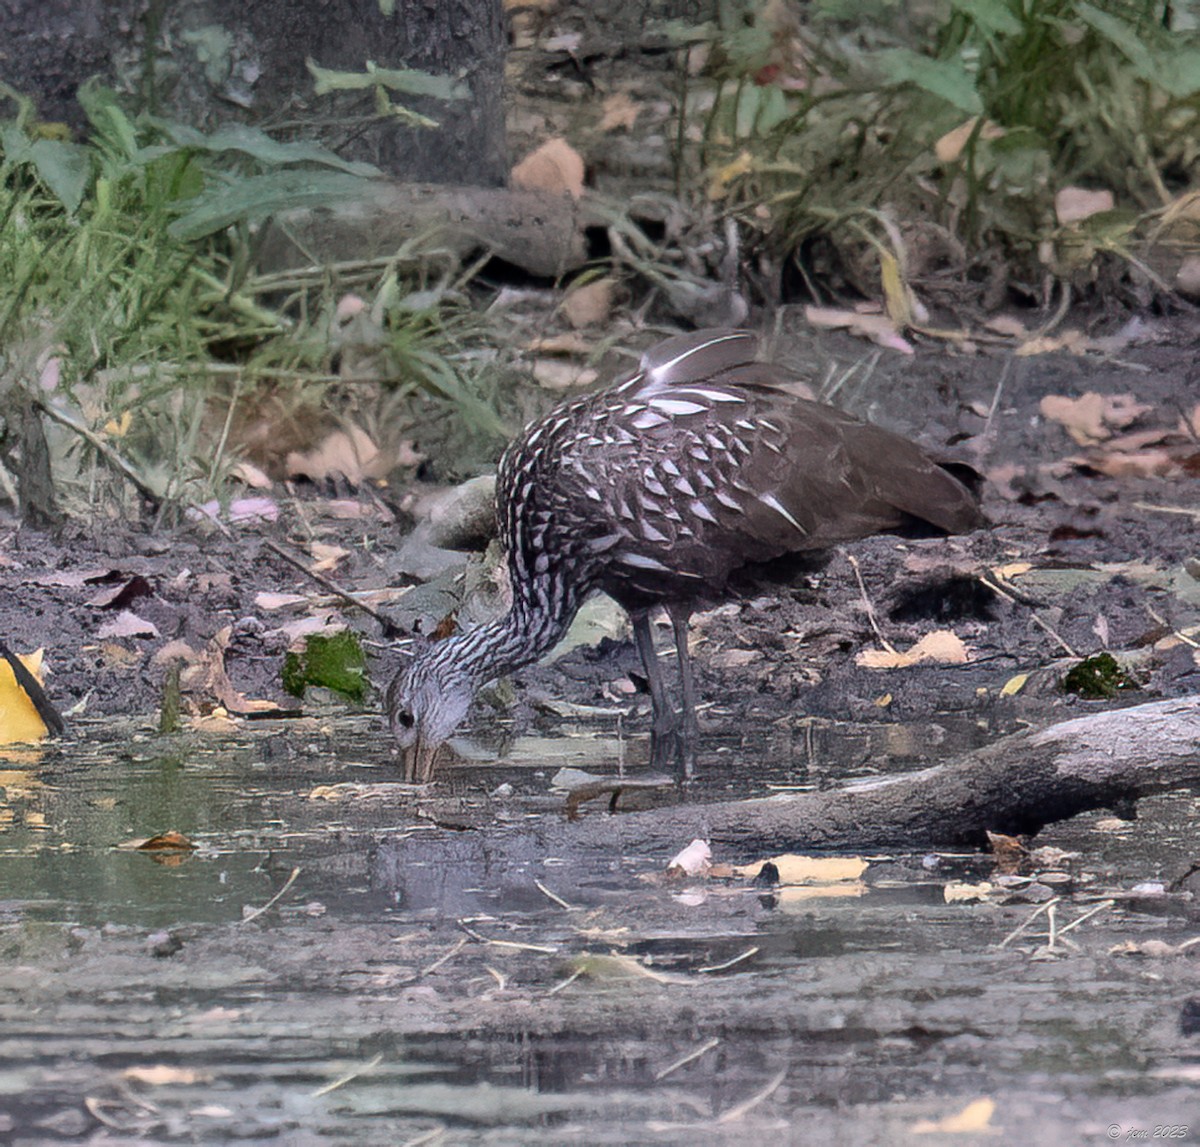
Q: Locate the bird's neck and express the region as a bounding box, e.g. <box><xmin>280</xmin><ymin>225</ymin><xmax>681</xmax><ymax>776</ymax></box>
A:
<box><xmin>455</xmin><ymin>572</ymin><xmax>582</xmax><ymax>686</ymax></box>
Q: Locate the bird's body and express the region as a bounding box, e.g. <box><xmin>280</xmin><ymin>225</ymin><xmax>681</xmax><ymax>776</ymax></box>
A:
<box><xmin>387</xmin><ymin>329</ymin><xmax>983</xmax><ymax>780</ymax></box>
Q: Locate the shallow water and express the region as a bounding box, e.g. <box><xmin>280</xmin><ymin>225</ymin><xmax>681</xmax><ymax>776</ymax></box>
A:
<box><xmin>1</xmin><ymin>715</ymin><xmax>1197</xmax><ymax>1144</ymax></box>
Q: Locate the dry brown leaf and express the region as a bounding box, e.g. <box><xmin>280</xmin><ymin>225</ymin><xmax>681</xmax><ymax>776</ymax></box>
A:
<box><xmin>856</xmin><ymin>630</ymin><xmax>971</xmax><ymax>669</ymax></box>
<box><xmin>983</xmin><ymin>314</ymin><xmax>1028</xmax><ymax>339</ymax></box>
<box><xmin>1039</xmin><ymin>392</ymin><xmax>1151</xmax><ymax>445</ymax></box>
<box><xmin>231</xmin><ymin>460</ymin><xmax>272</xmax><ymax>489</ymax></box>
<box><xmin>912</xmin><ymin>1097</ymin><xmax>996</xmax><ymax>1135</ymax></box>
<box><xmin>286</xmin><ymin>425</ymin><xmax>385</xmax><ymax>484</ymax></box>
<box><xmin>530</xmin><ymin>359</ymin><xmax>599</xmax><ymax>390</ymax></box>
<box><xmin>934</xmin><ymin>116</ymin><xmax>1006</xmax><ymax>163</ymax></box>
<box><xmin>527</xmin><ymin>332</ymin><xmax>592</xmax><ymax>355</ymax></box>
<box><xmin>598</xmin><ymin>91</ymin><xmax>640</xmax><ymax>133</ymax></box>
<box><xmin>804</xmin><ymin>306</ymin><xmax>914</xmax><ymax>354</ymax></box>
<box><xmin>253</xmin><ymin>592</ymin><xmax>309</xmax><ymax>611</ymax></box>
<box><xmin>122</xmin><ymin>1065</ymin><xmax>210</xmax><ymax>1086</ymax></box>
<box><xmin>563</xmin><ymin>277</ymin><xmax>615</xmax><ymax>328</ymax></box>
<box><xmin>96</xmin><ymin>610</ymin><xmax>160</xmax><ymax>640</ymax></box>
<box><xmin>733</xmin><ymin>854</ymin><xmax>868</xmax><ymax>884</ymax></box>
<box><xmin>1018</xmin><ymin>329</ymin><xmax>1092</xmax><ymax>356</ymax></box>
<box><xmin>309</xmin><ymin>541</ymin><xmax>348</xmax><ymax>573</ymax></box>
<box><xmin>511</xmin><ymin>137</ymin><xmax>585</xmax><ymax>199</ymax></box>
<box><xmin>1055</xmin><ymin>186</ymin><xmax>1114</xmax><ymax>224</ymax></box>
<box><xmin>1073</xmin><ymin>448</ymin><xmax>1181</xmax><ymax>478</ymax></box>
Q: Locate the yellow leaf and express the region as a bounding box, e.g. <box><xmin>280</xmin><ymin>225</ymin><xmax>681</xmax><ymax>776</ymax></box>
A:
<box><xmin>103</xmin><ymin>410</ymin><xmax>133</xmax><ymax>438</ymax></box>
<box><xmin>1000</xmin><ymin>673</ymin><xmax>1029</xmax><ymax>697</ymax></box>
<box><xmin>0</xmin><ymin>650</ymin><xmax>49</xmax><ymax>744</ymax></box>
<box><xmin>912</xmin><ymin>1097</ymin><xmax>996</xmax><ymax>1134</ymax></box>
<box><xmin>706</xmin><ymin>150</ymin><xmax>753</xmax><ymax>199</ymax></box>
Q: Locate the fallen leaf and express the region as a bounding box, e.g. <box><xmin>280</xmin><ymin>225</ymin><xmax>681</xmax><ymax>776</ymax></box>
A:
<box><xmin>1055</xmin><ymin>186</ymin><xmax>1114</xmax><ymax>224</ymax></box>
<box><xmin>804</xmin><ymin>306</ymin><xmax>914</xmax><ymax>354</ymax></box>
<box><xmin>856</xmin><ymin>630</ymin><xmax>971</xmax><ymax>669</ymax></box>
<box><xmin>1015</xmin><ymin>329</ymin><xmax>1088</xmax><ymax>356</ymax></box>
<box><xmin>119</xmin><ymin>829</ymin><xmax>197</xmax><ymax>852</ymax></box>
<box><xmin>983</xmin><ymin>314</ymin><xmax>1028</xmax><ymax>339</ymax></box>
<box><xmin>530</xmin><ymin>359</ymin><xmax>599</xmax><ymax>390</ymax></box>
<box><xmin>563</xmin><ymin>277</ymin><xmax>615</xmax><ymax>328</ymax></box>
<box><xmin>942</xmin><ymin>881</ymin><xmax>995</xmax><ymax>903</ymax></box>
<box><xmin>511</xmin><ymin>137</ymin><xmax>585</xmax><ymax>198</ymax></box>
<box><xmin>598</xmin><ymin>91</ymin><xmax>640</xmax><ymax>132</ymax></box>
<box><xmin>96</xmin><ymin>610</ymin><xmax>160</xmax><ymax>640</ymax></box>
<box><xmin>122</xmin><ymin>1065</ymin><xmax>209</xmax><ymax>1086</ymax></box>
<box><xmin>666</xmin><ymin>838</ymin><xmax>712</xmax><ymax>876</ymax></box>
<box><xmin>287</xmin><ymin>425</ymin><xmax>385</xmax><ymax>484</ymax></box>
<box><xmin>230</xmin><ymin>460</ymin><xmax>273</xmax><ymax>489</ymax></box>
<box><xmin>87</xmin><ymin>575</ymin><xmax>153</xmax><ymax>610</ymax></box>
<box><xmin>254</xmin><ymin>592</ymin><xmax>310</xmax><ymax>611</ymax></box>
<box><xmin>912</xmin><ymin>1097</ymin><xmax>996</xmax><ymax>1134</ymax></box>
<box><xmin>733</xmin><ymin>854</ymin><xmax>868</xmax><ymax>884</ymax></box>
<box><xmin>999</xmin><ymin>672</ymin><xmax>1029</xmax><ymax>696</ymax></box>
<box><xmin>0</xmin><ymin>649</ymin><xmax>51</xmax><ymax>744</ymax></box>
<box><xmin>934</xmin><ymin>116</ymin><xmax>1006</xmax><ymax>163</ymax></box>
<box><xmin>309</xmin><ymin>541</ymin><xmax>349</xmax><ymax>573</ymax></box>
<box><xmin>1039</xmin><ymin>392</ymin><xmax>1151</xmax><ymax>445</ymax></box>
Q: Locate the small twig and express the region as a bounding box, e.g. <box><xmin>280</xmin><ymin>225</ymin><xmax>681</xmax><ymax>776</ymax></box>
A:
<box><xmin>998</xmin><ymin>898</ymin><xmax>1058</xmax><ymax>948</ymax></box>
<box><xmin>981</xmin><ymin>354</ymin><xmax>1013</xmax><ymax>442</ymax></box>
<box><xmin>311</xmin><ymin>1053</ymin><xmax>383</xmax><ymax>1098</ymax></box>
<box><xmin>483</xmin><ymin>964</ymin><xmax>508</xmax><ymax>990</ymax></box>
<box><xmin>546</xmin><ymin>968</ymin><xmax>584</xmax><ymax>996</ymax></box>
<box><xmin>1144</xmin><ymin>602</ymin><xmax>1200</xmax><ymax>649</ymax></box>
<box><xmin>845</xmin><ymin>553</ymin><xmax>896</xmax><ymax>654</ymax></box>
<box><xmin>1055</xmin><ymin>898</ymin><xmax>1114</xmax><ymax>937</ymax></box>
<box><xmin>457</xmin><ymin>921</ymin><xmax>558</xmax><ymax>954</ymax></box>
<box><xmin>697</xmin><ymin>946</ymin><xmax>759</xmax><ymax>974</ymax></box>
<box><xmin>716</xmin><ymin>1066</ymin><xmax>789</xmax><ymax>1123</ymax></box>
<box><xmin>399</xmin><ymin>1124</ymin><xmax>448</xmax><ymax>1147</ymax></box>
<box><xmin>978</xmin><ymin>575</ymin><xmax>1078</xmax><ymax>657</ymax></box>
<box><xmin>421</xmin><ymin>936</ymin><xmax>468</xmax><ymax>977</ymax></box>
<box><xmin>262</xmin><ymin>537</ymin><xmax>398</xmax><ymax>636</ymax></box>
<box><xmin>534</xmin><ymin>879</ymin><xmax>575</xmax><ymax>910</ymax></box>
<box><xmin>239</xmin><ymin>866</ymin><xmax>301</xmax><ymax>924</ymax></box>
<box><xmin>37</xmin><ymin>397</ymin><xmax>162</xmax><ymax>506</ymax></box>
<box><xmin>654</xmin><ymin>1036</ymin><xmax>720</xmax><ymax>1081</ymax></box>
<box><xmin>1133</xmin><ymin>500</ymin><xmax>1200</xmax><ymax>521</ymax></box>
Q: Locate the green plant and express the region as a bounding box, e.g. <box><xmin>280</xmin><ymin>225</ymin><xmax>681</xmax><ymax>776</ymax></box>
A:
<box><xmin>0</xmin><ymin>80</ymin><xmax>507</xmax><ymax>515</ymax></box>
<box><xmin>673</xmin><ymin>0</ymin><xmax>1200</xmax><ymax>297</ymax></box>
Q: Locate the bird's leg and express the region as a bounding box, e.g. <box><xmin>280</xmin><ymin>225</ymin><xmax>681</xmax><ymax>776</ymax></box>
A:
<box><xmin>630</xmin><ymin>609</ymin><xmax>677</xmax><ymax>738</ymax></box>
<box><xmin>667</xmin><ymin>604</ymin><xmax>698</xmax><ymax>779</ymax></box>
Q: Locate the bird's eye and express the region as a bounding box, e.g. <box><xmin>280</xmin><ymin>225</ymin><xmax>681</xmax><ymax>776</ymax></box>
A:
<box><xmin>396</xmin><ymin>710</ymin><xmax>415</xmax><ymax>729</ymax></box>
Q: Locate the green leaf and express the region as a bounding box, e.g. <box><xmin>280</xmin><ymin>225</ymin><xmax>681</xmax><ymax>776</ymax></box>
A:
<box><xmin>29</xmin><ymin>138</ymin><xmax>92</xmax><ymax>213</ymax></box>
<box><xmin>168</xmin><ymin>169</ymin><xmax>376</xmax><ymax>240</ymax></box>
<box><xmin>877</xmin><ymin>48</ymin><xmax>983</xmax><ymax>114</ymax></box>
<box><xmin>950</xmin><ymin>0</ymin><xmax>1023</xmax><ymax>37</ymax></box>
<box><xmin>151</xmin><ymin>120</ymin><xmax>381</xmax><ymax>177</ymax></box>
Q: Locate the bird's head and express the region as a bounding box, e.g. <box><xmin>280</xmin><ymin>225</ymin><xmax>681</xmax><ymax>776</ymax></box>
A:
<box><xmin>384</xmin><ymin>643</ymin><xmax>475</xmax><ymax>782</ymax></box>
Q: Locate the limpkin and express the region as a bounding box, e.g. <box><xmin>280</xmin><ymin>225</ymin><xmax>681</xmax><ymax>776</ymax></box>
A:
<box><xmin>387</xmin><ymin>328</ymin><xmax>983</xmax><ymax>781</ymax></box>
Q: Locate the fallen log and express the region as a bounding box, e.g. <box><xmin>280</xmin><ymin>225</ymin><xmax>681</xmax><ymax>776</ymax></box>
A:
<box><xmin>257</xmin><ymin>183</ymin><xmax>588</xmax><ymax>280</ymax></box>
<box><xmin>371</xmin><ymin>697</ymin><xmax>1200</xmax><ymax>906</ymax></box>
